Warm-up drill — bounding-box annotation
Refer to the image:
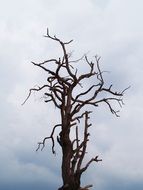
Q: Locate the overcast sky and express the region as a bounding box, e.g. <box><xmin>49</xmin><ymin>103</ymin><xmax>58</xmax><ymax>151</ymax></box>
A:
<box><xmin>0</xmin><ymin>0</ymin><xmax>143</xmax><ymax>189</ymax></box>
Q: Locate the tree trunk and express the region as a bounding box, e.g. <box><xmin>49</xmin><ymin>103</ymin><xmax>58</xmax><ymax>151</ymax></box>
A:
<box><xmin>59</xmin><ymin>126</ymin><xmax>81</xmax><ymax>190</ymax></box>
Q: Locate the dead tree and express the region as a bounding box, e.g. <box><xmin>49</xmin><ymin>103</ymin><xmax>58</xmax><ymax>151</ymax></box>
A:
<box><xmin>22</xmin><ymin>29</ymin><xmax>129</xmax><ymax>190</ymax></box>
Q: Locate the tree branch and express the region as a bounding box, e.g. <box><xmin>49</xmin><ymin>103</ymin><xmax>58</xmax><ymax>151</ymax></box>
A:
<box><xmin>80</xmin><ymin>156</ymin><xmax>102</xmax><ymax>174</ymax></box>
<box><xmin>22</xmin><ymin>85</ymin><xmax>50</xmax><ymax>105</ymax></box>
<box><xmin>44</xmin><ymin>28</ymin><xmax>77</xmax><ymax>81</ymax></box>
<box><xmin>36</xmin><ymin>124</ymin><xmax>62</xmax><ymax>154</ymax></box>
<box><xmin>76</xmin><ymin>112</ymin><xmax>91</xmax><ymax>172</ymax></box>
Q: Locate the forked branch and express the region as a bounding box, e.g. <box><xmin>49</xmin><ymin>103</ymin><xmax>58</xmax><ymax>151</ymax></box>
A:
<box><xmin>36</xmin><ymin>124</ymin><xmax>61</xmax><ymax>154</ymax></box>
<box><xmin>80</xmin><ymin>156</ymin><xmax>102</xmax><ymax>174</ymax></box>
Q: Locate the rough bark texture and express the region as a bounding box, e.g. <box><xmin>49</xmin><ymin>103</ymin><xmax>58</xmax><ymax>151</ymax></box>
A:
<box><xmin>23</xmin><ymin>29</ymin><xmax>129</xmax><ymax>190</ymax></box>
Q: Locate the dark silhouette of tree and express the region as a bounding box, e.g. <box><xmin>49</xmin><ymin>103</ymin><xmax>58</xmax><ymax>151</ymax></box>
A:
<box><xmin>22</xmin><ymin>29</ymin><xmax>129</xmax><ymax>190</ymax></box>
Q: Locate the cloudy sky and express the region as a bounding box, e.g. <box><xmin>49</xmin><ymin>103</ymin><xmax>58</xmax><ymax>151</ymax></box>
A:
<box><xmin>0</xmin><ymin>0</ymin><xmax>143</xmax><ymax>189</ymax></box>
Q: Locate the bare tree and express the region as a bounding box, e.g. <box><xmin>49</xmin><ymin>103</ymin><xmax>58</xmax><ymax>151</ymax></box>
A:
<box><xmin>23</xmin><ymin>29</ymin><xmax>129</xmax><ymax>190</ymax></box>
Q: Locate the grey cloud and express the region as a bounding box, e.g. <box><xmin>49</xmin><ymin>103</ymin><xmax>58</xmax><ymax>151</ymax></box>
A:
<box><xmin>0</xmin><ymin>0</ymin><xmax>143</xmax><ymax>189</ymax></box>
<box><xmin>0</xmin><ymin>182</ymin><xmax>56</xmax><ymax>190</ymax></box>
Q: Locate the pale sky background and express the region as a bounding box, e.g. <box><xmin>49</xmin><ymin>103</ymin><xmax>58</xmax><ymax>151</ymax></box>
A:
<box><xmin>0</xmin><ymin>0</ymin><xmax>143</xmax><ymax>189</ymax></box>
